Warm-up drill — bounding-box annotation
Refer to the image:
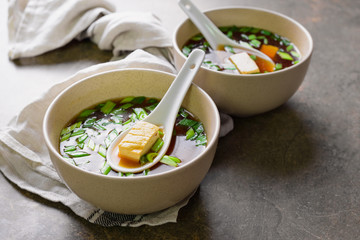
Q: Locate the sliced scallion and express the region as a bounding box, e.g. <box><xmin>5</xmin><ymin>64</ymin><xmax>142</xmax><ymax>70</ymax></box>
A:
<box><xmin>64</xmin><ymin>145</ymin><xmax>76</xmax><ymax>152</ymax></box>
<box><xmin>291</xmin><ymin>51</ymin><xmax>300</xmax><ymax>58</ymax></box>
<box><xmin>76</xmin><ymin>133</ymin><xmax>88</xmax><ymax>144</ymax></box>
<box><xmin>60</xmin><ymin>132</ymin><xmax>71</xmax><ymax>142</ymax></box>
<box><xmin>277</xmin><ymin>52</ymin><xmax>294</xmax><ymax>61</ymax></box>
<box><xmin>195</xmin><ymin>134</ymin><xmax>207</xmax><ymax>146</ymax></box>
<box><xmin>78</xmin><ymin>109</ymin><xmax>95</xmax><ymax>118</ymax></box>
<box><xmin>87</xmin><ymin>138</ymin><xmax>96</xmax><ymax>151</ymax></box>
<box><xmin>67</xmin><ymin>151</ymin><xmax>90</xmax><ymax>158</ymax></box>
<box><xmin>100</xmin><ymin>162</ymin><xmax>112</xmax><ymax>175</ymax></box>
<box><xmin>186</xmin><ymin>128</ymin><xmax>196</xmax><ymax>140</ymax></box>
<box><xmin>160</xmin><ymin>155</ymin><xmax>181</xmax><ymax>167</ymax></box>
<box><xmin>151</xmin><ymin>138</ymin><xmax>164</xmax><ymax>153</ymax></box>
<box><xmin>101</xmin><ymin>101</ymin><xmax>116</xmax><ymax>114</ymax></box>
<box><xmin>98</xmin><ymin>144</ymin><xmax>106</xmax><ymax>158</ymax></box>
<box><xmin>250</xmin><ymin>39</ymin><xmax>261</xmax><ymax>48</ymax></box>
<box><xmin>177</xmin><ymin>118</ymin><xmax>198</xmax><ymax>127</ymax></box>
<box><xmin>275</xmin><ymin>63</ymin><xmax>283</xmax><ymax>70</ymax></box>
<box><xmin>133</xmin><ymin>108</ymin><xmax>148</xmax><ymax>120</ymax></box>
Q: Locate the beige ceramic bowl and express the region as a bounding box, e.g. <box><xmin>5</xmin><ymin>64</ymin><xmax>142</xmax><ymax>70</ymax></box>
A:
<box><xmin>173</xmin><ymin>7</ymin><xmax>313</xmax><ymax>116</ymax></box>
<box><xmin>43</xmin><ymin>69</ymin><xmax>220</xmax><ymax>214</ymax></box>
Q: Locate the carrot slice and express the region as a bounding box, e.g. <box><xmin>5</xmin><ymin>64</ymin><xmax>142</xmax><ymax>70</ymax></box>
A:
<box><xmin>260</xmin><ymin>44</ymin><xmax>279</xmax><ymax>60</ymax></box>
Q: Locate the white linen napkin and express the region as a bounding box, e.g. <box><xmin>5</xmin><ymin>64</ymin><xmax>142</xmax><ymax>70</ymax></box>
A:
<box><xmin>8</xmin><ymin>0</ymin><xmax>172</xmax><ymax>59</ymax></box>
<box><xmin>2</xmin><ymin>0</ymin><xmax>234</xmax><ymax>227</ymax></box>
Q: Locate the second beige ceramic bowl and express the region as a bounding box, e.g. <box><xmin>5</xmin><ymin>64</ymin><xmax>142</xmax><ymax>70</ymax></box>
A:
<box><xmin>43</xmin><ymin>69</ymin><xmax>220</xmax><ymax>214</ymax></box>
<box><xmin>173</xmin><ymin>7</ymin><xmax>313</xmax><ymax>116</ymax></box>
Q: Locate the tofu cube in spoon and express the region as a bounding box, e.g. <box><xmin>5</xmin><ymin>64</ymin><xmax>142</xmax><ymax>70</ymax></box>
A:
<box><xmin>118</xmin><ymin>121</ymin><xmax>160</xmax><ymax>162</ymax></box>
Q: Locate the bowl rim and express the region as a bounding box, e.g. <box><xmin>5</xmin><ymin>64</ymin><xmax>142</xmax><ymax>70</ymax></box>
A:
<box><xmin>43</xmin><ymin>68</ymin><xmax>221</xmax><ymax>181</ymax></box>
<box><xmin>172</xmin><ymin>6</ymin><xmax>314</xmax><ymax>77</ymax></box>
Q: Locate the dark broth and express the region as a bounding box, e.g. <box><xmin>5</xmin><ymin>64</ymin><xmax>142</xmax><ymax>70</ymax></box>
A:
<box><xmin>182</xmin><ymin>25</ymin><xmax>301</xmax><ymax>74</ymax></box>
<box><xmin>59</xmin><ymin>96</ymin><xmax>206</xmax><ymax>177</ymax></box>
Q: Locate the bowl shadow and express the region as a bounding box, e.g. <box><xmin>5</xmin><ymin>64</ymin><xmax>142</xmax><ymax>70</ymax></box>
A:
<box><xmin>213</xmin><ymin>102</ymin><xmax>316</xmax><ymax>178</ymax></box>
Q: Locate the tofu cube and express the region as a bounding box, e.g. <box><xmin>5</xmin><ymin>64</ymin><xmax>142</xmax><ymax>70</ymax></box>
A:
<box><xmin>229</xmin><ymin>52</ymin><xmax>260</xmax><ymax>74</ymax></box>
<box><xmin>118</xmin><ymin>121</ymin><xmax>160</xmax><ymax>162</ymax></box>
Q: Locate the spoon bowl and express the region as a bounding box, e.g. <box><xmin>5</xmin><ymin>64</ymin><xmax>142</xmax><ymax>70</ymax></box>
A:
<box><xmin>178</xmin><ymin>0</ymin><xmax>275</xmax><ymax>67</ymax></box>
<box><xmin>106</xmin><ymin>49</ymin><xmax>205</xmax><ymax>173</ymax></box>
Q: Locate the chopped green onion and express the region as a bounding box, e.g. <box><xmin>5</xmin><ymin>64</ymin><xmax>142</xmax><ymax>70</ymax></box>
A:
<box><xmin>248</xmin><ymin>34</ymin><xmax>257</xmax><ymax>40</ymax></box>
<box><xmin>151</xmin><ymin>138</ymin><xmax>164</xmax><ymax>152</ymax></box>
<box><xmin>179</xmin><ymin>107</ymin><xmax>189</xmax><ymax>118</ymax></box>
<box><xmin>64</xmin><ymin>145</ymin><xmax>77</xmax><ymax>152</ymax></box>
<box><xmin>98</xmin><ymin>144</ymin><xmax>106</xmax><ymax>158</ymax></box>
<box><xmin>105</xmin><ymin>129</ymin><xmax>118</xmax><ymax>148</ymax></box>
<box><xmin>195</xmin><ymin>134</ymin><xmax>207</xmax><ymax>146</ymax></box>
<box><xmin>131</xmin><ymin>96</ymin><xmax>146</xmax><ymax>104</ymax></box>
<box><xmin>101</xmin><ymin>101</ymin><xmax>116</xmax><ymax>114</ymax></box>
<box><xmin>227</xmin><ymin>31</ymin><xmax>233</xmax><ymax>38</ymax></box>
<box><xmin>291</xmin><ymin>51</ymin><xmax>300</xmax><ymax>58</ymax></box>
<box><xmin>277</xmin><ymin>52</ymin><xmax>294</xmax><ymax>61</ymax></box>
<box><xmin>110</xmin><ymin>115</ymin><xmax>123</xmax><ymax>124</ymax></box>
<box><xmin>87</xmin><ymin>138</ymin><xmax>96</xmax><ymax>151</ymax></box>
<box><xmin>158</xmin><ymin>130</ymin><xmax>164</xmax><ymax>138</ymax></box>
<box><xmin>260</xmin><ymin>30</ymin><xmax>271</xmax><ymax>36</ymax></box>
<box><xmin>286</xmin><ymin>45</ymin><xmax>294</xmax><ymax>52</ymax></box>
<box><xmin>182</xmin><ymin>46</ymin><xmax>191</xmax><ymax>56</ymax></box>
<box><xmin>67</xmin><ymin>151</ymin><xmax>90</xmax><ymax>158</ymax></box>
<box><xmin>76</xmin><ymin>133</ymin><xmax>88</xmax><ymax>144</ymax></box>
<box><xmin>147</xmin><ymin>98</ymin><xmax>158</xmax><ymax>104</ymax></box>
<box><xmin>143</xmin><ymin>169</ymin><xmax>150</xmax><ymax>176</ymax></box>
<box><xmin>111</xmin><ymin>108</ymin><xmax>125</xmax><ymax>115</ymax></box>
<box><xmin>77</xmin><ymin>142</ymin><xmax>85</xmax><ymax>149</ymax></box>
<box><xmin>70</xmin><ymin>129</ymin><xmax>85</xmax><ymax>137</ymax></box>
<box><xmin>83</xmin><ymin>118</ymin><xmax>96</xmax><ymax>128</ymax></box>
<box><xmin>193</xmin><ymin>122</ymin><xmax>205</xmax><ymax>134</ymax></box>
<box><xmin>275</xmin><ymin>63</ymin><xmax>283</xmax><ymax>70</ymax></box>
<box><xmin>250</xmin><ymin>28</ymin><xmax>260</xmax><ymax>33</ymax></box>
<box><xmin>120</xmin><ymin>97</ymin><xmax>134</xmax><ymax>103</ymax></box>
<box><xmin>93</xmin><ymin>123</ymin><xmax>106</xmax><ymax>131</ymax></box>
<box><xmin>146</xmin><ymin>152</ymin><xmax>158</xmax><ymax>163</ymax></box>
<box><xmin>60</xmin><ymin>132</ymin><xmax>71</xmax><ymax>142</ymax></box>
<box><xmin>282</xmin><ymin>38</ymin><xmax>291</xmax><ymax>46</ymax></box>
<box><xmin>177</xmin><ymin>118</ymin><xmax>198</xmax><ymax>127</ymax></box>
<box><xmin>186</xmin><ymin>128</ymin><xmax>195</xmax><ymax>140</ymax></box>
<box><xmin>160</xmin><ymin>155</ymin><xmax>181</xmax><ymax>167</ymax></box>
<box><xmin>239</xmin><ymin>27</ymin><xmax>252</xmax><ymax>33</ymax></box>
<box><xmin>119</xmin><ymin>103</ymin><xmax>133</xmax><ymax>110</ymax></box>
<box><xmin>61</xmin><ymin>122</ymin><xmax>81</xmax><ymax>136</ymax></box>
<box><xmin>101</xmin><ymin>162</ymin><xmax>112</xmax><ymax>175</ymax></box>
<box><xmin>133</xmin><ymin>108</ymin><xmax>148</xmax><ymax>120</ymax></box>
<box><xmin>78</xmin><ymin>109</ymin><xmax>95</xmax><ymax>118</ymax></box>
<box><xmin>250</xmin><ymin>39</ymin><xmax>261</xmax><ymax>48</ymax></box>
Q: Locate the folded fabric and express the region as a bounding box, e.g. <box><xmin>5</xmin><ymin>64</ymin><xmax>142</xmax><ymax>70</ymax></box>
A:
<box><xmin>8</xmin><ymin>0</ymin><xmax>172</xmax><ymax>59</ymax></box>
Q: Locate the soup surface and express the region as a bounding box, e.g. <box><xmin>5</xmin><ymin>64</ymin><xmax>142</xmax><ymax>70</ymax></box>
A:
<box><xmin>59</xmin><ymin>97</ymin><xmax>206</xmax><ymax>177</ymax></box>
<box><xmin>182</xmin><ymin>25</ymin><xmax>301</xmax><ymax>74</ymax></box>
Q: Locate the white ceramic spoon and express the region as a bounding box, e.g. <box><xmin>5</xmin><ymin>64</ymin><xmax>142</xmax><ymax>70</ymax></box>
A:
<box><xmin>178</xmin><ymin>0</ymin><xmax>275</xmax><ymax>66</ymax></box>
<box><xmin>106</xmin><ymin>49</ymin><xmax>205</xmax><ymax>173</ymax></box>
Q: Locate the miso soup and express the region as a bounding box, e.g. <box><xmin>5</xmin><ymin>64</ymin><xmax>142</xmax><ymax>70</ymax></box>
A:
<box><xmin>182</xmin><ymin>25</ymin><xmax>301</xmax><ymax>74</ymax></box>
<box><xmin>59</xmin><ymin>96</ymin><xmax>207</xmax><ymax>177</ymax></box>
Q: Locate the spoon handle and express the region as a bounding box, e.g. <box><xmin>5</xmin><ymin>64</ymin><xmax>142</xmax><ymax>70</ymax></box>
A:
<box><xmin>146</xmin><ymin>49</ymin><xmax>205</xmax><ymax>127</ymax></box>
<box><xmin>178</xmin><ymin>0</ymin><xmax>227</xmax><ymax>50</ymax></box>
<box><xmin>178</xmin><ymin>0</ymin><xmax>275</xmax><ymax>64</ymax></box>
